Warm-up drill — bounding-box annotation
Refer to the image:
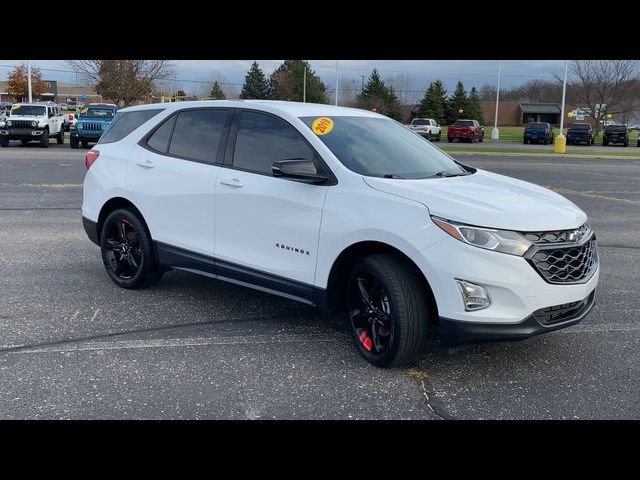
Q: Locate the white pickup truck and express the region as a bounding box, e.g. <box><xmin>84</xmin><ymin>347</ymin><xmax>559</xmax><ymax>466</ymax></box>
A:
<box><xmin>0</xmin><ymin>101</ymin><xmax>65</xmax><ymax>147</ymax></box>
<box><xmin>407</xmin><ymin>117</ymin><xmax>441</xmax><ymax>141</ymax></box>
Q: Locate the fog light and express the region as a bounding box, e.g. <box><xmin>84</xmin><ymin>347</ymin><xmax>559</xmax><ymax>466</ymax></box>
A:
<box><xmin>455</xmin><ymin>279</ymin><xmax>491</xmax><ymax>311</ymax></box>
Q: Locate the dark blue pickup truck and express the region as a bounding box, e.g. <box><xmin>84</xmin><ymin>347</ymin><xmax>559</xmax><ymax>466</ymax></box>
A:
<box><xmin>602</xmin><ymin>125</ymin><xmax>629</xmax><ymax>147</ymax></box>
<box><xmin>523</xmin><ymin>122</ymin><xmax>554</xmax><ymax>144</ymax></box>
<box><xmin>567</xmin><ymin>123</ymin><xmax>594</xmax><ymax>146</ymax></box>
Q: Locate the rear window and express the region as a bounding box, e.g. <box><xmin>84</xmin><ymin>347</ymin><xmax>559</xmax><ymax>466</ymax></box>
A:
<box><xmin>99</xmin><ymin>109</ymin><xmax>163</xmax><ymax>144</ymax></box>
<box><xmin>528</xmin><ymin>123</ymin><xmax>548</xmax><ymax>128</ymax></box>
<box><xmin>569</xmin><ymin>124</ymin><xmax>590</xmax><ymax>131</ymax></box>
<box><xmin>605</xmin><ymin>125</ymin><xmax>627</xmax><ymax>132</ymax></box>
<box><xmin>454</xmin><ymin>120</ymin><xmax>474</xmax><ymax>127</ymax></box>
<box><xmin>412</xmin><ymin>119</ymin><xmax>429</xmax><ymax>125</ymax></box>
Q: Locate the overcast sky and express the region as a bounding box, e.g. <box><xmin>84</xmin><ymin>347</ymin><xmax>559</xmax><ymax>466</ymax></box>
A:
<box><xmin>0</xmin><ymin>60</ymin><xmax>567</xmax><ymax>101</ymax></box>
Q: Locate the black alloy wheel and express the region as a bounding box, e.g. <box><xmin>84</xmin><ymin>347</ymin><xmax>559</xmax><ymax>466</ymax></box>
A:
<box><xmin>100</xmin><ymin>208</ymin><xmax>161</xmax><ymax>289</ymax></box>
<box><xmin>347</xmin><ymin>254</ymin><xmax>429</xmax><ymax>368</ymax></box>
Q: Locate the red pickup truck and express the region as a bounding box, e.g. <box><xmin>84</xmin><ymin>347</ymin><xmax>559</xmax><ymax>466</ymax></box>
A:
<box><xmin>447</xmin><ymin>119</ymin><xmax>484</xmax><ymax>143</ymax></box>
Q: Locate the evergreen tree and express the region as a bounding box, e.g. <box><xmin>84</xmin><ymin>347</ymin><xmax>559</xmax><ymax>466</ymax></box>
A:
<box><xmin>466</xmin><ymin>87</ymin><xmax>484</xmax><ymax>124</ymax></box>
<box><xmin>268</xmin><ymin>60</ymin><xmax>327</xmax><ymax>103</ymax></box>
<box><xmin>445</xmin><ymin>81</ymin><xmax>468</xmax><ymax>124</ymax></box>
<box><xmin>209</xmin><ymin>81</ymin><xmax>226</xmax><ymax>100</ymax></box>
<box><xmin>417</xmin><ymin>79</ymin><xmax>447</xmax><ymax>125</ymax></box>
<box><xmin>355</xmin><ymin>69</ymin><xmax>401</xmax><ymax>120</ymax></box>
<box><xmin>239</xmin><ymin>61</ymin><xmax>269</xmax><ymax>99</ymax></box>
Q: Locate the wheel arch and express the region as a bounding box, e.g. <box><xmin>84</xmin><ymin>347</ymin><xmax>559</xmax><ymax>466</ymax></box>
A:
<box><xmin>97</xmin><ymin>197</ymin><xmax>153</xmax><ymax>252</ymax></box>
<box><xmin>324</xmin><ymin>240</ymin><xmax>439</xmax><ymax>325</ymax></box>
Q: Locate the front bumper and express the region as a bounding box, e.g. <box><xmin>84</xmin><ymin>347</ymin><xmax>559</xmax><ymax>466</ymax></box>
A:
<box><xmin>71</xmin><ymin>131</ymin><xmax>102</xmax><ymax>142</ymax></box>
<box><xmin>411</xmin><ymin>234</ymin><xmax>599</xmax><ymax>342</ymax></box>
<box><xmin>0</xmin><ymin>128</ymin><xmax>47</xmax><ymax>140</ymax></box>
<box><xmin>439</xmin><ymin>289</ymin><xmax>595</xmax><ymax>345</ymax></box>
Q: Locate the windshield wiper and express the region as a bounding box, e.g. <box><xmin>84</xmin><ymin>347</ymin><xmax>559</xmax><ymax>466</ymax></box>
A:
<box><xmin>428</xmin><ymin>171</ymin><xmax>469</xmax><ymax>178</ymax></box>
<box><xmin>381</xmin><ymin>173</ymin><xmax>404</xmax><ymax>179</ymax></box>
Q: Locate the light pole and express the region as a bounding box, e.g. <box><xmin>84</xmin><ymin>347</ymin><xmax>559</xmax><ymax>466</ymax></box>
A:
<box><xmin>491</xmin><ymin>60</ymin><xmax>502</xmax><ymax>140</ymax></box>
<box><xmin>335</xmin><ymin>60</ymin><xmax>339</xmax><ymax>106</ymax></box>
<box><xmin>27</xmin><ymin>60</ymin><xmax>33</xmax><ymax>103</ymax></box>
<box><xmin>303</xmin><ymin>65</ymin><xmax>307</xmax><ymax>103</ymax></box>
<box><xmin>554</xmin><ymin>60</ymin><xmax>569</xmax><ymax>154</ymax></box>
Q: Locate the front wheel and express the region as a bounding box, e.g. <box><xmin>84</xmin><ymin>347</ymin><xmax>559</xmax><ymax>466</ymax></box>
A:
<box><xmin>347</xmin><ymin>254</ymin><xmax>430</xmax><ymax>368</ymax></box>
<box><xmin>56</xmin><ymin>128</ymin><xmax>64</xmax><ymax>144</ymax></box>
<box><xmin>40</xmin><ymin>130</ymin><xmax>49</xmax><ymax>148</ymax></box>
<box><xmin>70</xmin><ymin>137</ymin><xmax>79</xmax><ymax>149</ymax></box>
<box><xmin>0</xmin><ymin>137</ymin><xmax>8</xmax><ymax>148</ymax></box>
<box><xmin>100</xmin><ymin>208</ymin><xmax>162</xmax><ymax>289</ymax></box>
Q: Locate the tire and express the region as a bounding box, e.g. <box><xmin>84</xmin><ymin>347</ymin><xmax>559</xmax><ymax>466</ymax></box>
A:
<box><xmin>436</xmin><ymin>132</ymin><xmax>441</xmax><ymax>142</ymax></box>
<box><xmin>82</xmin><ymin>140</ymin><xmax>89</xmax><ymax>148</ymax></box>
<box><xmin>524</xmin><ymin>139</ymin><xmax>528</xmax><ymax>144</ymax></box>
<box><xmin>624</xmin><ymin>142</ymin><xmax>628</xmax><ymax>147</ymax></box>
<box><xmin>40</xmin><ymin>129</ymin><xmax>49</xmax><ymax>148</ymax></box>
<box><xmin>70</xmin><ymin>137</ymin><xmax>79</xmax><ymax>149</ymax></box>
<box><xmin>0</xmin><ymin>137</ymin><xmax>8</xmax><ymax>148</ymax></box>
<box><xmin>603</xmin><ymin>140</ymin><xmax>608</xmax><ymax>146</ymax></box>
<box><xmin>56</xmin><ymin>128</ymin><xmax>64</xmax><ymax>145</ymax></box>
<box><xmin>100</xmin><ymin>208</ymin><xmax>161</xmax><ymax>289</ymax></box>
<box><xmin>347</xmin><ymin>254</ymin><xmax>430</xmax><ymax>368</ymax></box>
<box><xmin>479</xmin><ymin>136</ymin><xmax>483</xmax><ymax>143</ymax></box>
<box><xmin>448</xmin><ymin>137</ymin><xmax>453</xmax><ymax>143</ymax></box>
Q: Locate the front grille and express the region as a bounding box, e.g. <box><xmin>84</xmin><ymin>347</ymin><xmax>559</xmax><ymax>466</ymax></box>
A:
<box><xmin>533</xmin><ymin>290</ymin><xmax>595</xmax><ymax>325</ymax></box>
<box><xmin>528</xmin><ymin>238</ymin><xmax>598</xmax><ymax>284</ymax></box>
<box><xmin>524</xmin><ymin>224</ymin><xmax>591</xmax><ymax>244</ymax></box>
<box><xmin>79</xmin><ymin>122</ymin><xmax>102</xmax><ymax>132</ymax></box>
<box><xmin>8</xmin><ymin>120</ymin><xmax>34</xmax><ymax>129</ymax></box>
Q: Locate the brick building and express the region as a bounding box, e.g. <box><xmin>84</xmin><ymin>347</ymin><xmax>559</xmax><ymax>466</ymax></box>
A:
<box><xmin>481</xmin><ymin>101</ymin><xmax>590</xmax><ymax>127</ymax></box>
<box><xmin>0</xmin><ymin>80</ymin><xmax>106</xmax><ymax>105</ymax></box>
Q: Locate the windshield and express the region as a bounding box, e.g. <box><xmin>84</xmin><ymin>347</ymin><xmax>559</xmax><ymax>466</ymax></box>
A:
<box><xmin>527</xmin><ymin>123</ymin><xmax>548</xmax><ymax>129</ymax></box>
<box><xmin>11</xmin><ymin>105</ymin><xmax>46</xmax><ymax>116</ymax></box>
<box><xmin>412</xmin><ymin>119</ymin><xmax>430</xmax><ymax>125</ymax></box>
<box><xmin>81</xmin><ymin>107</ymin><xmax>115</xmax><ymax>119</ymax></box>
<box><xmin>570</xmin><ymin>124</ymin><xmax>590</xmax><ymax>131</ymax></box>
<box><xmin>300</xmin><ymin>116</ymin><xmax>468</xmax><ymax>179</ymax></box>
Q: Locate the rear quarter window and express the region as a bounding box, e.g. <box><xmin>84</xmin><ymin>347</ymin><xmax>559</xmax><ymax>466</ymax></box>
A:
<box><xmin>99</xmin><ymin>109</ymin><xmax>163</xmax><ymax>144</ymax></box>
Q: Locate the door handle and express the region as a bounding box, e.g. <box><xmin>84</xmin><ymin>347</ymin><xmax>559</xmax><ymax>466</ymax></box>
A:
<box><xmin>136</xmin><ymin>160</ymin><xmax>155</xmax><ymax>169</ymax></box>
<box><xmin>220</xmin><ymin>177</ymin><xmax>243</xmax><ymax>188</ymax></box>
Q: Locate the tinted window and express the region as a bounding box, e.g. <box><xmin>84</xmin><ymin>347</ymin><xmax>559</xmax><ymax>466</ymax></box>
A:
<box><xmin>168</xmin><ymin>109</ymin><xmax>229</xmax><ymax>163</ymax></box>
<box><xmin>99</xmin><ymin>109</ymin><xmax>163</xmax><ymax>144</ymax></box>
<box><xmin>570</xmin><ymin>124</ymin><xmax>590</xmax><ymax>131</ymax></box>
<box><xmin>528</xmin><ymin>123</ymin><xmax>548</xmax><ymax>128</ymax></box>
<box><xmin>454</xmin><ymin>120</ymin><xmax>475</xmax><ymax>127</ymax></box>
<box><xmin>146</xmin><ymin>115</ymin><xmax>176</xmax><ymax>154</ymax></box>
<box><xmin>233</xmin><ymin>111</ymin><xmax>314</xmax><ymax>175</ymax></box>
<box><xmin>413</xmin><ymin>119</ymin><xmax>429</xmax><ymax>125</ymax></box>
<box><xmin>300</xmin><ymin>116</ymin><xmax>467</xmax><ymax>179</ymax></box>
<box><xmin>605</xmin><ymin>125</ymin><xmax>627</xmax><ymax>132</ymax></box>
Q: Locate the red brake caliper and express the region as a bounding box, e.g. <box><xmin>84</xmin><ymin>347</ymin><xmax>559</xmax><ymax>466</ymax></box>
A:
<box><xmin>358</xmin><ymin>329</ymin><xmax>373</xmax><ymax>352</ymax></box>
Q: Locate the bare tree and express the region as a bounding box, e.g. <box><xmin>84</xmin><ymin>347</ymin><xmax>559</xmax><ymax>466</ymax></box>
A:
<box><xmin>567</xmin><ymin>60</ymin><xmax>640</xmax><ymax>133</ymax></box>
<box><xmin>387</xmin><ymin>74</ymin><xmax>414</xmax><ymax>104</ymax></box>
<box><xmin>67</xmin><ymin>60</ymin><xmax>173</xmax><ymax>107</ymax></box>
<box><xmin>479</xmin><ymin>84</ymin><xmax>497</xmax><ymax>102</ymax></box>
<box><xmin>339</xmin><ymin>78</ymin><xmax>358</xmax><ymax>107</ymax></box>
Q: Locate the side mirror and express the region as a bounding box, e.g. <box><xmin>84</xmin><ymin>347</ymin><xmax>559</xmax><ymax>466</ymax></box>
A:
<box><xmin>272</xmin><ymin>159</ymin><xmax>329</xmax><ymax>184</ymax></box>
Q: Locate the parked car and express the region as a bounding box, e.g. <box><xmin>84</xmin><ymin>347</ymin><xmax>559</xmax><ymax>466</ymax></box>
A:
<box><xmin>447</xmin><ymin>119</ymin><xmax>484</xmax><ymax>143</ymax></box>
<box><xmin>602</xmin><ymin>125</ymin><xmax>629</xmax><ymax>147</ymax></box>
<box><xmin>566</xmin><ymin>123</ymin><xmax>594</xmax><ymax>145</ymax></box>
<box><xmin>70</xmin><ymin>103</ymin><xmax>118</xmax><ymax>148</ymax></box>
<box><xmin>408</xmin><ymin>117</ymin><xmax>441</xmax><ymax>141</ymax></box>
<box><xmin>523</xmin><ymin>122</ymin><xmax>554</xmax><ymax>145</ymax></box>
<box><xmin>82</xmin><ymin>101</ymin><xmax>599</xmax><ymax>368</ymax></box>
<box><xmin>0</xmin><ymin>102</ymin><xmax>65</xmax><ymax>148</ymax></box>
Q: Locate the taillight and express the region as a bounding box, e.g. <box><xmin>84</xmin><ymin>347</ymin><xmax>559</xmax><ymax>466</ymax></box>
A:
<box><xmin>85</xmin><ymin>150</ymin><xmax>100</xmax><ymax>170</ymax></box>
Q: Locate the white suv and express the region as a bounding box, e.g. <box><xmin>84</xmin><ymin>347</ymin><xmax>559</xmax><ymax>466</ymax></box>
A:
<box><xmin>82</xmin><ymin>101</ymin><xmax>599</xmax><ymax>367</ymax></box>
<box><xmin>0</xmin><ymin>102</ymin><xmax>65</xmax><ymax>147</ymax></box>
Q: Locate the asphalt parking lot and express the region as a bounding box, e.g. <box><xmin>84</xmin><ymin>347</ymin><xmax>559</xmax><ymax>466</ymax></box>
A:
<box><xmin>1</xmin><ymin>143</ymin><xmax>638</xmax><ymax>419</ymax></box>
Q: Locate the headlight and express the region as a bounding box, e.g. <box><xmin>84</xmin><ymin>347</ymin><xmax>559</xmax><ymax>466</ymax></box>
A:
<box><xmin>431</xmin><ymin>216</ymin><xmax>533</xmax><ymax>256</ymax></box>
<box><xmin>31</xmin><ymin>120</ymin><xmax>37</xmax><ymax>127</ymax></box>
<box><xmin>6</xmin><ymin>120</ymin><xmax>12</xmax><ymax>127</ymax></box>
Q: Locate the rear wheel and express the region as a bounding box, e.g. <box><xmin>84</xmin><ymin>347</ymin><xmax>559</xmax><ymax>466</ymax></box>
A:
<box><xmin>347</xmin><ymin>254</ymin><xmax>430</xmax><ymax>368</ymax></box>
<box><xmin>100</xmin><ymin>208</ymin><xmax>162</xmax><ymax>289</ymax></box>
<box><xmin>448</xmin><ymin>137</ymin><xmax>453</xmax><ymax>143</ymax></box>
<box><xmin>0</xmin><ymin>137</ymin><xmax>8</xmax><ymax>147</ymax></box>
<box><xmin>81</xmin><ymin>140</ymin><xmax>89</xmax><ymax>148</ymax></box>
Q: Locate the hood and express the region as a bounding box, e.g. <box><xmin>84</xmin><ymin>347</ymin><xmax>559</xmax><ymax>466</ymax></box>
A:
<box><xmin>363</xmin><ymin>169</ymin><xmax>587</xmax><ymax>231</ymax></box>
<box><xmin>7</xmin><ymin>114</ymin><xmax>46</xmax><ymax>120</ymax></box>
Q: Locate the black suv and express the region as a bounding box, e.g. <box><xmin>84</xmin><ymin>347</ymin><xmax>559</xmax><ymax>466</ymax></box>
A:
<box><xmin>602</xmin><ymin>125</ymin><xmax>629</xmax><ymax>147</ymax></box>
<box><xmin>567</xmin><ymin>123</ymin><xmax>594</xmax><ymax>146</ymax></box>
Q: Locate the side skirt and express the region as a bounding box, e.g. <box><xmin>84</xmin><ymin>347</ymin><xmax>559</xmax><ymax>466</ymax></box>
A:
<box><xmin>155</xmin><ymin>241</ymin><xmax>326</xmax><ymax>309</ymax></box>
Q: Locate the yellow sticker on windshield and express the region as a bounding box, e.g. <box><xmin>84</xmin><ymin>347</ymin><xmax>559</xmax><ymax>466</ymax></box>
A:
<box><xmin>11</xmin><ymin>103</ymin><xmax>20</xmax><ymax>110</ymax></box>
<box><xmin>312</xmin><ymin>117</ymin><xmax>334</xmax><ymax>136</ymax></box>
<box><xmin>80</xmin><ymin>108</ymin><xmax>88</xmax><ymax>114</ymax></box>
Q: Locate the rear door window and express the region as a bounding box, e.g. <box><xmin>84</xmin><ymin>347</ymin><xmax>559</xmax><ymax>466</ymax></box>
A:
<box><xmin>167</xmin><ymin>108</ymin><xmax>230</xmax><ymax>163</ymax></box>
